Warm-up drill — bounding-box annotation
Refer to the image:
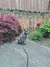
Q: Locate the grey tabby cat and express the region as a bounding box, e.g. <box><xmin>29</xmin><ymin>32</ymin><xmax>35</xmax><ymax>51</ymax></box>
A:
<box><xmin>17</xmin><ymin>30</ymin><xmax>27</xmax><ymax>45</ymax></box>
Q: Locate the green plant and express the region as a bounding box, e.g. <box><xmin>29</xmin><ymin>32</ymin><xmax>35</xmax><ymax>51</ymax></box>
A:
<box><xmin>28</xmin><ymin>30</ymin><xmax>43</xmax><ymax>41</ymax></box>
<box><xmin>39</xmin><ymin>22</ymin><xmax>50</xmax><ymax>38</ymax></box>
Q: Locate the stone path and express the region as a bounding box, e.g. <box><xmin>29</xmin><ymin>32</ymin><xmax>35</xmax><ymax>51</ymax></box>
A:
<box><xmin>0</xmin><ymin>39</ymin><xmax>50</xmax><ymax>67</ymax></box>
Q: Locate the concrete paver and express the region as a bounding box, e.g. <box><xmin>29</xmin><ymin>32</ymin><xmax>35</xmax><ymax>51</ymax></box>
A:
<box><xmin>0</xmin><ymin>39</ymin><xmax>50</xmax><ymax>67</ymax></box>
<box><xmin>0</xmin><ymin>43</ymin><xmax>27</xmax><ymax>67</ymax></box>
<box><xmin>24</xmin><ymin>40</ymin><xmax>50</xmax><ymax>67</ymax></box>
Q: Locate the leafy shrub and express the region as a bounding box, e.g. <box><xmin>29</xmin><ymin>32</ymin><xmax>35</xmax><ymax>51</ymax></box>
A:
<box><xmin>28</xmin><ymin>22</ymin><xmax>50</xmax><ymax>41</ymax></box>
<box><xmin>39</xmin><ymin>22</ymin><xmax>50</xmax><ymax>38</ymax></box>
<box><xmin>28</xmin><ymin>30</ymin><xmax>43</xmax><ymax>41</ymax></box>
<box><xmin>0</xmin><ymin>14</ymin><xmax>22</xmax><ymax>43</ymax></box>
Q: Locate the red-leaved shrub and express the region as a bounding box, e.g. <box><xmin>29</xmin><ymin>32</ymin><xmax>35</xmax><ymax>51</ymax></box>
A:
<box><xmin>0</xmin><ymin>14</ymin><xmax>22</xmax><ymax>44</ymax></box>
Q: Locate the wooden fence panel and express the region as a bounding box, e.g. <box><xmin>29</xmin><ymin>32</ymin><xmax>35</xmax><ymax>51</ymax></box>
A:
<box><xmin>0</xmin><ymin>0</ymin><xmax>49</xmax><ymax>12</ymax></box>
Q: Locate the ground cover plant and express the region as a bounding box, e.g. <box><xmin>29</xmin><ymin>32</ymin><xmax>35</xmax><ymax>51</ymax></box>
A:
<box><xmin>28</xmin><ymin>30</ymin><xmax>43</xmax><ymax>41</ymax></box>
<box><xmin>39</xmin><ymin>22</ymin><xmax>50</xmax><ymax>38</ymax></box>
<box><xmin>28</xmin><ymin>22</ymin><xmax>50</xmax><ymax>41</ymax></box>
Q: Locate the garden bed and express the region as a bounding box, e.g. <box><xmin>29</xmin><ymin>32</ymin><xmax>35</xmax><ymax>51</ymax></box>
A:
<box><xmin>34</xmin><ymin>38</ymin><xmax>50</xmax><ymax>47</ymax></box>
<box><xmin>28</xmin><ymin>22</ymin><xmax>50</xmax><ymax>47</ymax></box>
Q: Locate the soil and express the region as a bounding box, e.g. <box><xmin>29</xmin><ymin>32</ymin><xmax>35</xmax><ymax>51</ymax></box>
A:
<box><xmin>34</xmin><ymin>38</ymin><xmax>50</xmax><ymax>47</ymax></box>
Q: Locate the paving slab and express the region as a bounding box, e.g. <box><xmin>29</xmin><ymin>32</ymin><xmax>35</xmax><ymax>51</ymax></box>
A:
<box><xmin>24</xmin><ymin>39</ymin><xmax>50</xmax><ymax>67</ymax></box>
<box><xmin>0</xmin><ymin>39</ymin><xmax>50</xmax><ymax>67</ymax></box>
<box><xmin>0</xmin><ymin>42</ymin><xmax>27</xmax><ymax>67</ymax></box>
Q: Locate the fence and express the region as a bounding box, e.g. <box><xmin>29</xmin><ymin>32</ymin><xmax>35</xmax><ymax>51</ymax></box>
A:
<box><xmin>0</xmin><ymin>0</ymin><xmax>49</xmax><ymax>12</ymax></box>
